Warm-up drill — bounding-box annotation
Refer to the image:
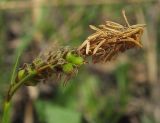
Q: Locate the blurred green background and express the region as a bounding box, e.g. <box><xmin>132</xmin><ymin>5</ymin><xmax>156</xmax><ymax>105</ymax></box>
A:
<box><xmin>0</xmin><ymin>0</ymin><xmax>160</xmax><ymax>123</ymax></box>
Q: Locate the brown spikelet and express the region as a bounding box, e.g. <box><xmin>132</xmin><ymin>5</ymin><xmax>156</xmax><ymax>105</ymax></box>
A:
<box><xmin>5</xmin><ymin>10</ymin><xmax>146</xmax><ymax>103</ymax></box>
<box><xmin>78</xmin><ymin>10</ymin><xmax>145</xmax><ymax>63</ymax></box>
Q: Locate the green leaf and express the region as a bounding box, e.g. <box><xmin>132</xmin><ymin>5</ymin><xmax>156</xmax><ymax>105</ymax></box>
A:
<box><xmin>36</xmin><ymin>101</ymin><xmax>81</xmax><ymax>123</ymax></box>
<box><xmin>10</xmin><ymin>52</ymin><xmax>21</xmax><ymax>84</ymax></box>
<box><xmin>46</xmin><ymin>106</ymin><xmax>81</xmax><ymax>123</ymax></box>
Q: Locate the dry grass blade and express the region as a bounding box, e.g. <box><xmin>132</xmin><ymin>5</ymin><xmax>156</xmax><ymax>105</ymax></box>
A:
<box><xmin>78</xmin><ymin>10</ymin><xmax>145</xmax><ymax>63</ymax></box>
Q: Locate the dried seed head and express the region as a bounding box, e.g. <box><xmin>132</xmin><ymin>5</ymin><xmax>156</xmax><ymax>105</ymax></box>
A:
<box><xmin>8</xmin><ymin>11</ymin><xmax>145</xmax><ymax>102</ymax></box>
<box><xmin>78</xmin><ymin>11</ymin><xmax>145</xmax><ymax>63</ymax></box>
<box><xmin>15</xmin><ymin>11</ymin><xmax>145</xmax><ymax>87</ymax></box>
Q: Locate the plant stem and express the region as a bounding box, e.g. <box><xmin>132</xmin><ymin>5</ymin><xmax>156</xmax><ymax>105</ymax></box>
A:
<box><xmin>1</xmin><ymin>71</ymin><xmax>37</xmax><ymax>123</ymax></box>
<box><xmin>7</xmin><ymin>70</ymin><xmax>37</xmax><ymax>102</ymax></box>
<box><xmin>1</xmin><ymin>101</ymin><xmax>11</xmax><ymax>123</ymax></box>
<box><xmin>6</xmin><ymin>63</ymin><xmax>54</xmax><ymax>102</ymax></box>
<box><xmin>1</xmin><ymin>63</ymin><xmax>56</xmax><ymax>123</ymax></box>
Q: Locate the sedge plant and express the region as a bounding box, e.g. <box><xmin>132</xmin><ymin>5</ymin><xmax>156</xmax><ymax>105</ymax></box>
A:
<box><xmin>1</xmin><ymin>10</ymin><xmax>145</xmax><ymax>123</ymax></box>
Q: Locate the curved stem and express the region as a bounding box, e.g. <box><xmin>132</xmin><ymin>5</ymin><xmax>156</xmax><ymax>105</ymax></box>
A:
<box><xmin>7</xmin><ymin>70</ymin><xmax>37</xmax><ymax>102</ymax></box>
<box><xmin>2</xmin><ymin>64</ymin><xmax>56</xmax><ymax>123</ymax></box>
<box><xmin>6</xmin><ymin>63</ymin><xmax>54</xmax><ymax>101</ymax></box>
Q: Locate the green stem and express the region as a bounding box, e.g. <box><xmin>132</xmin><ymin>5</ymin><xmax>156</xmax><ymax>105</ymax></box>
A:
<box><xmin>1</xmin><ymin>64</ymin><xmax>55</xmax><ymax>123</ymax></box>
<box><xmin>7</xmin><ymin>63</ymin><xmax>54</xmax><ymax>102</ymax></box>
<box><xmin>1</xmin><ymin>101</ymin><xmax>11</xmax><ymax>123</ymax></box>
<box><xmin>1</xmin><ymin>71</ymin><xmax>37</xmax><ymax>123</ymax></box>
<box><xmin>7</xmin><ymin>70</ymin><xmax>37</xmax><ymax>101</ymax></box>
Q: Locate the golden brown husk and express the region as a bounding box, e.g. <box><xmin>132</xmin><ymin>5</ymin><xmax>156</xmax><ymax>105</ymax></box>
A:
<box><xmin>78</xmin><ymin>19</ymin><xmax>145</xmax><ymax>63</ymax></box>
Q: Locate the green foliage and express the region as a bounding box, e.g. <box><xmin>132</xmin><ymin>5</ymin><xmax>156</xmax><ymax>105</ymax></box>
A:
<box><xmin>36</xmin><ymin>101</ymin><xmax>81</xmax><ymax>123</ymax></box>
<box><xmin>141</xmin><ymin>114</ymin><xmax>155</xmax><ymax>123</ymax></box>
<box><xmin>115</xmin><ymin>63</ymin><xmax>130</xmax><ymax>108</ymax></box>
<box><xmin>10</xmin><ymin>52</ymin><xmax>21</xmax><ymax>84</ymax></box>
